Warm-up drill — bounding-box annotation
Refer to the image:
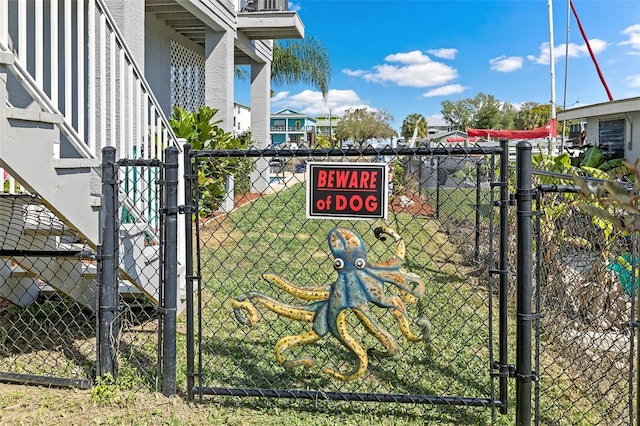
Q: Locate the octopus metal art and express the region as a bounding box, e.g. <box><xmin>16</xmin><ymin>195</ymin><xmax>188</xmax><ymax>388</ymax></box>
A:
<box><xmin>231</xmin><ymin>226</ymin><xmax>431</xmax><ymax>381</ymax></box>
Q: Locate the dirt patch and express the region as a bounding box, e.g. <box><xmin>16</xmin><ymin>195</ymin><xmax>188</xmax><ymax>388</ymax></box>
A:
<box><xmin>233</xmin><ymin>192</ymin><xmax>261</xmax><ymax>208</ymax></box>
<box><xmin>390</xmin><ymin>192</ymin><xmax>435</xmax><ymax>217</ymax></box>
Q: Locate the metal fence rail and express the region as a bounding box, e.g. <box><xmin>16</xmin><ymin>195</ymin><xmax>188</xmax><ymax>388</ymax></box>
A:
<box><xmin>185</xmin><ymin>145</ymin><xmax>508</xmax><ymax>422</ymax></box>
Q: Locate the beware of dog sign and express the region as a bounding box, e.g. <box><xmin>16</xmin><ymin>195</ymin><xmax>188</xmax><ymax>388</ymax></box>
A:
<box><xmin>306</xmin><ymin>162</ymin><xmax>388</xmax><ymax>220</ymax></box>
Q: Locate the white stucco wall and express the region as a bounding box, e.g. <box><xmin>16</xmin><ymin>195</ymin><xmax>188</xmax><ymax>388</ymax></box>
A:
<box><xmin>145</xmin><ymin>15</ymin><xmax>204</xmax><ymax>118</ymax></box>
<box><xmin>105</xmin><ymin>0</ymin><xmax>145</xmax><ymax>72</ymax></box>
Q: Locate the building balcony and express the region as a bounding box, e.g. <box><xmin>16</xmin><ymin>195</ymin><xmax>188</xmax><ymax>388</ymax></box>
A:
<box><xmin>237</xmin><ymin>0</ymin><xmax>304</xmax><ymax>40</ymax></box>
<box><xmin>146</xmin><ymin>0</ymin><xmax>303</xmax><ymax>48</ymax></box>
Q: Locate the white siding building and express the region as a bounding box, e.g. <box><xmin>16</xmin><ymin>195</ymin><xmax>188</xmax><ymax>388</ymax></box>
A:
<box><xmin>558</xmin><ymin>97</ymin><xmax>640</xmax><ymax>162</ymax></box>
<box><xmin>234</xmin><ymin>103</ymin><xmax>252</xmax><ymax>136</ymax></box>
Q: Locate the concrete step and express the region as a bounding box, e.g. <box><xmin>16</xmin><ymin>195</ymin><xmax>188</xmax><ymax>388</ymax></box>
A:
<box><xmin>0</xmin><ymin>260</ymin><xmax>40</xmax><ymax>307</ymax></box>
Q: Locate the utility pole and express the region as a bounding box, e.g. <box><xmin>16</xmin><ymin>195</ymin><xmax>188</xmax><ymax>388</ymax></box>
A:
<box><xmin>329</xmin><ymin>109</ymin><xmax>332</xmax><ymax>146</ymax></box>
<box><xmin>548</xmin><ymin>0</ymin><xmax>557</xmax><ymax>155</ymax></box>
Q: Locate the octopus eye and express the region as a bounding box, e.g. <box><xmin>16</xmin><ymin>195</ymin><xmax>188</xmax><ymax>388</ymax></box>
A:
<box><xmin>354</xmin><ymin>258</ymin><xmax>366</xmax><ymax>269</ymax></box>
<box><xmin>333</xmin><ymin>258</ymin><xmax>345</xmax><ymax>270</ymax></box>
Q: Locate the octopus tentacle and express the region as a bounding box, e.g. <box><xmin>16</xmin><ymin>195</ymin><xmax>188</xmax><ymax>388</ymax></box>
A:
<box><xmin>390</xmin><ymin>308</ymin><xmax>424</xmax><ymax>343</ymax></box>
<box><xmin>262</xmin><ymin>273</ymin><xmax>330</xmax><ymax>301</ymax></box>
<box><xmin>375</xmin><ymin>294</ymin><xmax>423</xmax><ymax>342</ymax></box>
<box><xmin>232</xmin><ymin>292</ymin><xmax>315</xmax><ymax>327</ymax></box>
<box><xmin>374</xmin><ymin>226</ymin><xmax>405</xmax><ymax>260</ymax></box>
<box><xmin>352</xmin><ymin>308</ymin><xmax>398</xmax><ymax>358</ymax></box>
<box><xmin>363</xmin><ymin>269</ymin><xmax>425</xmax><ymax>302</ymax></box>
<box><xmin>321</xmin><ymin>310</ymin><xmax>369</xmax><ymax>381</ymax></box>
<box><xmin>275</xmin><ymin>330</ymin><xmax>322</xmax><ymax>369</ymax></box>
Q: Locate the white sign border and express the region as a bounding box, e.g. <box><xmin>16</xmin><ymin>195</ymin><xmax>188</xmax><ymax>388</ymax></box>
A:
<box><xmin>305</xmin><ymin>161</ymin><xmax>389</xmax><ymax>220</ymax></box>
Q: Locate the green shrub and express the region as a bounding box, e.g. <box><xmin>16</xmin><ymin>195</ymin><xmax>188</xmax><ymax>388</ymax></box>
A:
<box><xmin>169</xmin><ymin>106</ymin><xmax>254</xmax><ymax>215</ymax></box>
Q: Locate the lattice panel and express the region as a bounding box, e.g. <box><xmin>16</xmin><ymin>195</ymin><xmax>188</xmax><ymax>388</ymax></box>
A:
<box><xmin>170</xmin><ymin>40</ymin><xmax>205</xmax><ymax>112</ymax></box>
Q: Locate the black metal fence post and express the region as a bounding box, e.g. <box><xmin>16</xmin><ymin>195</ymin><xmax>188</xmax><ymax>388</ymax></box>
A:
<box><xmin>516</xmin><ymin>141</ymin><xmax>533</xmax><ymax>425</ymax></box>
<box><xmin>98</xmin><ymin>146</ymin><xmax>119</xmax><ymax>379</ymax></box>
<box><xmin>499</xmin><ymin>138</ymin><xmax>509</xmax><ymax>414</ymax></box>
<box><xmin>436</xmin><ymin>157</ymin><xmax>441</xmax><ymax>219</ymax></box>
<box><xmin>183</xmin><ymin>144</ymin><xmax>195</xmax><ymax>400</ymax></box>
<box><xmin>162</xmin><ymin>146</ymin><xmax>179</xmax><ymax>396</ymax></box>
<box><xmin>633</xmin><ymin>234</ymin><xmax>639</xmax><ymax>426</ymax></box>
<box><xmin>475</xmin><ymin>161</ymin><xmax>481</xmax><ymax>261</ymax></box>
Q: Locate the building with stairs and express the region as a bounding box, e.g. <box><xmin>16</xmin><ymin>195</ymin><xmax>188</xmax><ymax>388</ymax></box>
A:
<box><xmin>0</xmin><ymin>0</ymin><xmax>303</xmax><ymax>313</ymax></box>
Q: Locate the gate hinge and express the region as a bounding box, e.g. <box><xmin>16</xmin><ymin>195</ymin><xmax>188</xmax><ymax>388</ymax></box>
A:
<box><xmin>491</xmin><ymin>362</ymin><xmax>516</xmax><ymax>378</ymax></box>
<box><xmin>155</xmin><ymin>306</ymin><xmax>177</xmax><ymax>315</ymax></box>
<box><xmin>516</xmin><ymin>370</ymin><xmax>539</xmax><ymax>383</ymax></box>
<box><xmin>161</xmin><ymin>206</ymin><xmax>179</xmax><ymax>215</ymax></box>
<box><xmin>178</xmin><ymin>205</ymin><xmax>190</xmax><ymax>214</ymax></box>
<box><xmin>517</xmin><ymin>312</ymin><xmax>545</xmax><ymax>320</ymax></box>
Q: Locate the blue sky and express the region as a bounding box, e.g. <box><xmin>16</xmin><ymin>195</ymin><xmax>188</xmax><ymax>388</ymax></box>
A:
<box><xmin>235</xmin><ymin>0</ymin><xmax>640</xmax><ymax>131</ymax></box>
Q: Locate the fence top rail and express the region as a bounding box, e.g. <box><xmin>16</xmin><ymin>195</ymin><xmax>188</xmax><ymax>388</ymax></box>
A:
<box><xmin>537</xmin><ymin>184</ymin><xmax>582</xmax><ymax>194</ymax></box>
<box><xmin>531</xmin><ymin>168</ymin><xmax>634</xmax><ymax>189</ymax></box>
<box><xmin>187</xmin><ymin>145</ymin><xmax>504</xmax><ymax>159</ymax></box>
<box><xmin>117</xmin><ymin>159</ymin><xmax>164</xmax><ymax>168</ymax></box>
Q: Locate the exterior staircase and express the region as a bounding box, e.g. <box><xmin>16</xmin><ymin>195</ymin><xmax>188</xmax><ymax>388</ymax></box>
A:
<box><xmin>0</xmin><ymin>0</ymin><xmax>185</xmax><ymax>311</ymax></box>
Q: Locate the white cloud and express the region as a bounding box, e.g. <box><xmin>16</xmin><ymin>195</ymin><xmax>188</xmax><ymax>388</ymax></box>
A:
<box><xmin>385</xmin><ymin>50</ymin><xmax>431</xmax><ymax>64</ymax></box>
<box><xmin>343</xmin><ymin>50</ymin><xmax>458</xmax><ymax>88</ymax></box>
<box><xmin>626</xmin><ymin>74</ymin><xmax>640</xmax><ymax>88</ymax></box>
<box><xmin>270</xmin><ymin>91</ymin><xmax>290</xmax><ymax>103</ymax></box>
<box><xmin>342</xmin><ymin>69</ymin><xmax>366</xmax><ymax>77</ymax></box>
<box><xmin>620</xmin><ymin>24</ymin><xmax>640</xmax><ymax>53</ymax></box>
<box><xmin>288</xmin><ymin>2</ymin><xmax>301</xmax><ymax>12</ymax></box>
<box><xmin>271</xmin><ymin>89</ymin><xmax>371</xmax><ymax>115</ymax></box>
<box><xmin>527</xmin><ymin>40</ymin><xmax>607</xmax><ymax>65</ymax></box>
<box><xmin>489</xmin><ymin>55</ymin><xmax>523</xmax><ymax>72</ymax></box>
<box><xmin>427</xmin><ymin>48</ymin><xmax>458</xmax><ymax>60</ymax></box>
<box><xmin>422</xmin><ymin>84</ymin><xmax>467</xmax><ymax>98</ymax></box>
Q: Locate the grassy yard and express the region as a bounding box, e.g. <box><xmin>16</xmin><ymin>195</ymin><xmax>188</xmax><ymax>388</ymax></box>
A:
<box><xmin>189</xmin><ymin>181</ymin><xmax>510</xmax><ymax>424</ymax></box>
<box><xmin>0</xmin><ymin>178</ymin><xmax>631</xmax><ymax>425</ymax></box>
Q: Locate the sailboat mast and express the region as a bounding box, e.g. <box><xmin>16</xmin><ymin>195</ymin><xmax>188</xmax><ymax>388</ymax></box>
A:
<box><xmin>569</xmin><ymin>0</ymin><xmax>614</xmax><ymax>101</ymax></box>
<box><xmin>548</xmin><ymin>0</ymin><xmax>557</xmax><ymax>154</ymax></box>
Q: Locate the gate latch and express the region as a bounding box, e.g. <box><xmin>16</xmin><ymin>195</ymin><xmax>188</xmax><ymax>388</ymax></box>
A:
<box><xmin>492</xmin><ymin>362</ymin><xmax>537</xmax><ymax>381</ymax></box>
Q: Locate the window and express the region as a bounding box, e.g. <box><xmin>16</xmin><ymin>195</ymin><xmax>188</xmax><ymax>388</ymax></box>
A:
<box><xmin>598</xmin><ymin>119</ymin><xmax>625</xmax><ymax>158</ymax></box>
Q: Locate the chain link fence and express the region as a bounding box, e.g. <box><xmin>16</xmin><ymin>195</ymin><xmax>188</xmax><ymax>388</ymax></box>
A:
<box><xmin>0</xmin><ymin>147</ymin><xmax>176</xmax><ymax>391</ymax></box>
<box><xmin>532</xmin><ymin>176</ymin><xmax>637</xmax><ymax>425</ymax></box>
<box><xmin>186</xmin><ymin>145</ymin><xmax>507</xmax><ymax>422</ymax></box>
<box><xmin>0</xmin><ymin>195</ymin><xmax>96</xmax><ymax>387</ymax></box>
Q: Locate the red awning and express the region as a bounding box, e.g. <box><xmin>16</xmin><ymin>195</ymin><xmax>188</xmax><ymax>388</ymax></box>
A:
<box><xmin>467</xmin><ymin>120</ymin><xmax>557</xmax><ymax>139</ymax></box>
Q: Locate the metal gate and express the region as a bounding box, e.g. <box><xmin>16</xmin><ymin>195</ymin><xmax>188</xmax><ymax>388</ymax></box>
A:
<box><xmin>531</xmin><ymin>170</ymin><xmax>638</xmax><ymax>425</ymax></box>
<box><xmin>185</xmin><ymin>144</ymin><xmax>510</xmax><ymax>421</ymax></box>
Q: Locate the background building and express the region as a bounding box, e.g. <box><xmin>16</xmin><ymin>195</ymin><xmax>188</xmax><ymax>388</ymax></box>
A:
<box><xmin>234</xmin><ymin>103</ymin><xmax>252</xmax><ymax>136</ymax></box>
<box><xmin>270</xmin><ymin>108</ymin><xmax>317</xmax><ymax>147</ymax></box>
<box><xmin>315</xmin><ymin>114</ymin><xmax>341</xmax><ymax>144</ymax></box>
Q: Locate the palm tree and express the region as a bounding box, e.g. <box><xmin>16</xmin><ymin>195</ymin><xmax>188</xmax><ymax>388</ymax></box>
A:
<box><xmin>271</xmin><ymin>36</ymin><xmax>331</xmax><ymax>99</ymax></box>
<box><xmin>236</xmin><ymin>36</ymin><xmax>331</xmax><ymax>99</ymax></box>
<box><xmin>401</xmin><ymin>113</ymin><xmax>429</xmax><ymax>143</ymax></box>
